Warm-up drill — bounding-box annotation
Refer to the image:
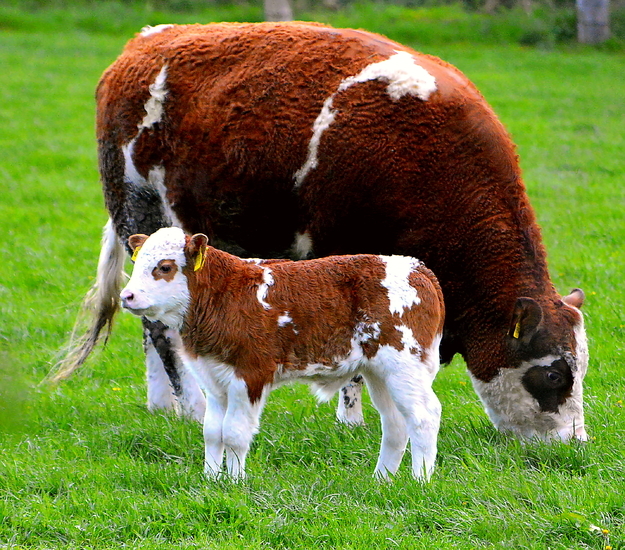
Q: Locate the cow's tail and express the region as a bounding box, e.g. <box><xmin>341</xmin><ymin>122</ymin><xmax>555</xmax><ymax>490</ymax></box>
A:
<box><xmin>48</xmin><ymin>218</ymin><xmax>126</xmax><ymax>382</ymax></box>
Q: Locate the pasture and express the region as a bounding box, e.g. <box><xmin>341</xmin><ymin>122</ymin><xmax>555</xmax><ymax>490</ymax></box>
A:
<box><xmin>1</xmin><ymin>4</ymin><xmax>624</xmax><ymax>549</ymax></box>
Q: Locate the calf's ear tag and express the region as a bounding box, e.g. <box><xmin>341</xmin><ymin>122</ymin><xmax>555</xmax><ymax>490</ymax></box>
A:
<box><xmin>131</xmin><ymin>246</ymin><xmax>142</xmax><ymax>262</ymax></box>
<box><xmin>194</xmin><ymin>246</ymin><xmax>206</xmax><ymax>272</ymax></box>
<box><xmin>513</xmin><ymin>321</ymin><xmax>521</xmax><ymax>339</ymax></box>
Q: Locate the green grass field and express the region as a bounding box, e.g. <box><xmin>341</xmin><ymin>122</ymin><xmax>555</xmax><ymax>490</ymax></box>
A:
<box><xmin>1</xmin><ymin>3</ymin><xmax>624</xmax><ymax>549</ymax></box>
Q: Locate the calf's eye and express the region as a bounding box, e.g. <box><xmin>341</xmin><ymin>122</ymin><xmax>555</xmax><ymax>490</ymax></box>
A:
<box><xmin>160</xmin><ymin>265</ymin><xmax>172</xmax><ymax>273</ymax></box>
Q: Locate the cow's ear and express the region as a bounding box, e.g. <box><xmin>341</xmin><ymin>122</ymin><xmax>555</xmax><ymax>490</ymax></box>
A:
<box><xmin>563</xmin><ymin>288</ymin><xmax>585</xmax><ymax>309</ymax></box>
<box><xmin>510</xmin><ymin>297</ymin><xmax>543</xmax><ymax>342</ymax></box>
<box><xmin>187</xmin><ymin>234</ymin><xmax>208</xmax><ymax>271</ymax></box>
<box><xmin>128</xmin><ymin>234</ymin><xmax>149</xmax><ymax>261</ymax></box>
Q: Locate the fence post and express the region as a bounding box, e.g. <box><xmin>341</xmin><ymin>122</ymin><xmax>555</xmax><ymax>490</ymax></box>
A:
<box><xmin>577</xmin><ymin>0</ymin><xmax>610</xmax><ymax>43</ymax></box>
<box><xmin>264</xmin><ymin>0</ymin><xmax>293</xmax><ymax>21</ymax></box>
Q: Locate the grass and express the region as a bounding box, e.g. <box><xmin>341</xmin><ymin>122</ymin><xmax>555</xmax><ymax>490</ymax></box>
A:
<box><xmin>1</xmin><ymin>3</ymin><xmax>624</xmax><ymax>549</ymax></box>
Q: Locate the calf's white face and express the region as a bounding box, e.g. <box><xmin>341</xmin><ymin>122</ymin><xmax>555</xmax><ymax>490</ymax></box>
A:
<box><xmin>120</xmin><ymin>227</ymin><xmax>191</xmax><ymax>330</ymax></box>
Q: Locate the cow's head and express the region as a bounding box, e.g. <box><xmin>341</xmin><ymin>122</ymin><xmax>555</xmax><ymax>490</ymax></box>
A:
<box><xmin>120</xmin><ymin>227</ymin><xmax>208</xmax><ymax>329</ymax></box>
<box><xmin>470</xmin><ymin>290</ymin><xmax>589</xmax><ymax>442</ymax></box>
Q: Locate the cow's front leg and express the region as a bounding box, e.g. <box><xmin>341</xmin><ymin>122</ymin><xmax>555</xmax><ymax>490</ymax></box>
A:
<box><xmin>222</xmin><ymin>377</ymin><xmax>267</xmax><ymax>480</ymax></box>
<box><xmin>144</xmin><ymin>319</ymin><xmax>206</xmax><ymax>422</ymax></box>
<box><xmin>336</xmin><ymin>375</ymin><xmax>365</xmax><ymax>426</ymax></box>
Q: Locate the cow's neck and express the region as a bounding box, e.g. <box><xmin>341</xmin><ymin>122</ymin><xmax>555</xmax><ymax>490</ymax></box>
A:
<box><xmin>435</xmin><ymin>207</ymin><xmax>559</xmax><ymax>380</ymax></box>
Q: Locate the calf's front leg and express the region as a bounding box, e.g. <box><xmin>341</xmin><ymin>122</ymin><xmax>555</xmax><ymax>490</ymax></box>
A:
<box><xmin>221</xmin><ymin>377</ymin><xmax>267</xmax><ymax>480</ymax></box>
<box><xmin>203</xmin><ymin>391</ymin><xmax>227</xmax><ymax>477</ymax></box>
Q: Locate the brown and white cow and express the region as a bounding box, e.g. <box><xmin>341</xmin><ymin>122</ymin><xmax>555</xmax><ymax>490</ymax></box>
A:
<box><xmin>56</xmin><ymin>22</ymin><xmax>589</xmax><ymax>442</ymax></box>
<box><xmin>121</xmin><ymin>227</ymin><xmax>445</xmax><ymax>479</ymax></box>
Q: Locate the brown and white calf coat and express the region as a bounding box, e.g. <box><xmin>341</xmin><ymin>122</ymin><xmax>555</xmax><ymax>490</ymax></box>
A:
<box><xmin>121</xmin><ymin>228</ymin><xmax>445</xmax><ymax>479</ymax></box>
<box><xmin>59</xmin><ymin>22</ymin><xmax>589</xmax><ymax>444</ymax></box>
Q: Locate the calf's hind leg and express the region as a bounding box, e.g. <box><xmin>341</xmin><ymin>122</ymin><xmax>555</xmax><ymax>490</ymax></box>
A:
<box><xmin>385</xmin><ymin>368</ymin><xmax>442</xmax><ymax>480</ymax></box>
<box><xmin>362</xmin><ymin>371</ymin><xmax>409</xmax><ymax>479</ymax></box>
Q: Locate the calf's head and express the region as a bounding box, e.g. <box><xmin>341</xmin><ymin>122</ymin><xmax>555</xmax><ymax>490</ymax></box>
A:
<box><xmin>120</xmin><ymin>227</ymin><xmax>208</xmax><ymax>329</ymax></box>
<box><xmin>470</xmin><ymin>290</ymin><xmax>589</xmax><ymax>442</ymax></box>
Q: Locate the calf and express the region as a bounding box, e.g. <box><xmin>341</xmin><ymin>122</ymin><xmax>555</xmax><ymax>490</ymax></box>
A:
<box><xmin>121</xmin><ymin>227</ymin><xmax>445</xmax><ymax>480</ymax></box>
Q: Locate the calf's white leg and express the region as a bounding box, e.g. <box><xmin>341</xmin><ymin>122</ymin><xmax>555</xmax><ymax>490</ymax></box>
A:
<box><xmin>363</xmin><ymin>371</ymin><xmax>409</xmax><ymax>479</ymax></box>
<box><xmin>203</xmin><ymin>391</ymin><xmax>227</xmax><ymax>477</ymax></box>
<box><xmin>221</xmin><ymin>377</ymin><xmax>266</xmax><ymax>480</ymax></box>
<box><xmin>384</xmin><ymin>367</ymin><xmax>441</xmax><ymax>481</ymax></box>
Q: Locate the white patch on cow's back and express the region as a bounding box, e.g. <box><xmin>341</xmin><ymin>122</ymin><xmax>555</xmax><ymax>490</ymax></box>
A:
<box><xmin>338</xmin><ymin>50</ymin><xmax>437</xmax><ymax>102</ymax></box>
<box><xmin>256</xmin><ymin>267</ymin><xmax>274</xmax><ymax>310</ymax></box>
<box><xmin>294</xmin><ymin>51</ymin><xmax>437</xmax><ymax>188</ymax></box>
<box><xmin>293</xmin><ymin>96</ymin><xmax>337</xmax><ymax>187</ymax></box>
<box><xmin>380</xmin><ymin>255</ymin><xmax>421</xmax><ymax>315</ymax></box>
<box><xmin>140</xmin><ymin>24</ymin><xmax>175</xmax><ymax>37</ymax></box>
<box><xmin>291</xmin><ymin>231</ymin><xmax>314</xmax><ymax>259</ymax></box>
<box><xmin>140</xmin><ymin>65</ymin><xmax>168</xmax><ymax>129</ymax></box>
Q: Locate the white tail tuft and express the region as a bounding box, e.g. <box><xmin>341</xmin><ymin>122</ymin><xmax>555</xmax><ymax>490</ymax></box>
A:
<box><xmin>48</xmin><ymin>219</ymin><xmax>126</xmax><ymax>382</ymax></box>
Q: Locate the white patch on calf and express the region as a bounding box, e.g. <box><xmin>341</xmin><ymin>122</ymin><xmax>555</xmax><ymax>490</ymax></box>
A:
<box><xmin>140</xmin><ymin>65</ymin><xmax>168</xmax><ymax>129</ymax></box>
<box><xmin>354</xmin><ymin>320</ymin><xmax>382</xmax><ymax>344</ymax></box>
<box><xmin>395</xmin><ymin>325</ymin><xmax>422</xmax><ymax>357</ymax></box>
<box><xmin>256</xmin><ymin>267</ymin><xmax>274</xmax><ymax>310</ymax></box>
<box><xmin>380</xmin><ymin>255</ymin><xmax>422</xmax><ymax>315</ymax></box>
<box><xmin>140</xmin><ymin>24</ymin><xmax>174</xmax><ymax>37</ymax></box>
<box><xmin>277</xmin><ymin>312</ymin><xmax>294</xmax><ymax>328</ymax></box>
<box><xmin>294</xmin><ymin>51</ymin><xmax>437</xmax><ymax>188</ymax></box>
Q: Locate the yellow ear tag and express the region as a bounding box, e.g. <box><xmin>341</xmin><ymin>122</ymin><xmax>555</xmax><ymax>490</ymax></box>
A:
<box><xmin>513</xmin><ymin>321</ymin><xmax>521</xmax><ymax>339</ymax></box>
<box><xmin>194</xmin><ymin>246</ymin><xmax>206</xmax><ymax>272</ymax></box>
<box><xmin>131</xmin><ymin>246</ymin><xmax>142</xmax><ymax>262</ymax></box>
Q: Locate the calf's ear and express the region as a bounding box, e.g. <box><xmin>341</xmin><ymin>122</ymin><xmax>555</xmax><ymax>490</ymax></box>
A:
<box><xmin>186</xmin><ymin>234</ymin><xmax>209</xmax><ymax>271</ymax></box>
<box><xmin>128</xmin><ymin>234</ymin><xmax>149</xmax><ymax>261</ymax></box>
<box><xmin>509</xmin><ymin>297</ymin><xmax>543</xmax><ymax>342</ymax></box>
<box><xmin>128</xmin><ymin>234</ymin><xmax>149</xmax><ymax>251</ymax></box>
<box><xmin>562</xmin><ymin>288</ymin><xmax>585</xmax><ymax>309</ymax></box>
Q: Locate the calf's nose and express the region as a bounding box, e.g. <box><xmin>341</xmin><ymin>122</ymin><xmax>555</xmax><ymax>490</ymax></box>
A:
<box><xmin>120</xmin><ymin>289</ymin><xmax>134</xmax><ymax>308</ymax></box>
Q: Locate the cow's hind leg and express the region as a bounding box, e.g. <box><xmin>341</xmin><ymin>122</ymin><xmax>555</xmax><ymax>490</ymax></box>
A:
<box><xmin>336</xmin><ymin>375</ymin><xmax>365</xmax><ymax>425</ymax></box>
<box><xmin>144</xmin><ymin>319</ymin><xmax>206</xmax><ymax>422</ymax></box>
<box><xmin>363</xmin><ymin>371</ymin><xmax>409</xmax><ymax>479</ymax></box>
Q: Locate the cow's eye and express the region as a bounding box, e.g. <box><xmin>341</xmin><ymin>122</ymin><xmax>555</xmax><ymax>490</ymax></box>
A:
<box><xmin>547</xmin><ymin>371</ymin><xmax>561</xmax><ymax>383</ymax></box>
<box><xmin>160</xmin><ymin>264</ymin><xmax>172</xmax><ymax>273</ymax></box>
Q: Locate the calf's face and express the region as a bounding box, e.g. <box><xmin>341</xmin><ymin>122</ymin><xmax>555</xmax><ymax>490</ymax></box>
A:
<box><xmin>471</xmin><ymin>291</ymin><xmax>589</xmax><ymax>441</ymax></box>
<box><xmin>120</xmin><ymin>227</ymin><xmax>206</xmax><ymax>329</ymax></box>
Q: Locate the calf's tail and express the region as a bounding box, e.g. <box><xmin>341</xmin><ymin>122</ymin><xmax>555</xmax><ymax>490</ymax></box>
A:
<box><xmin>48</xmin><ymin>219</ymin><xmax>126</xmax><ymax>382</ymax></box>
